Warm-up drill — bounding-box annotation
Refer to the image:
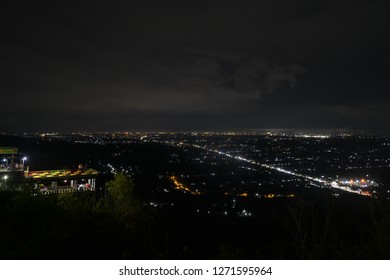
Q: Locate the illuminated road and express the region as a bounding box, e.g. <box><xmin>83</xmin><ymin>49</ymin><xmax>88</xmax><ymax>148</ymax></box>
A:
<box><xmin>187</xmin><ymin>143</ymin><xmax>362</xmax><ymax>195</ymax></box>
<box><xmin>143</xmin><ymin>137</ymin><xmax>363</xmax><ymax>196</ymax></box>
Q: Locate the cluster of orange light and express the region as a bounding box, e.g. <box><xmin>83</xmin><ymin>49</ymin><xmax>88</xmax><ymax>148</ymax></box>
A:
<box><xmin>238</xmin><ymin>192</ymin><xmax>249</xmax><ymax>197</ymax></box>
<box><xmin>170</xmin><ymin>176</ymin><xmax>202</xmax><ymax>195</ymax></box>
<box><xmin>170</xmin><ymin>176</ymin><xmax>296</xmax><ymax>199</ymax></box>
<box><xmin>238</xmin><ymin>192</ymin><xmax>295</xmax><ymax>199</ymax></box>
<box><xmin>225</xmin><ymin>192</ymin><xmax>295</xmax><ymax>198</ymax></box>
<box><xmin>348</xmin><ymin>179</ymin><xmax>367</xmax><ymax>185</ymax></box>
<box><xmin>360</xmin><ymin>191</ymin><xmax>371</xmax><ymax>197</ymax></box>
<box><xmin>263</xmin><ymin>193</ymin><xmax>295</xmax><ymax>199</ymax></box>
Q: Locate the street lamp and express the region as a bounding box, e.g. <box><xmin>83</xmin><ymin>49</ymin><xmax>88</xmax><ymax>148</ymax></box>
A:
<box><xmin>22</xmin><ymin>157</ymin><xmax>27</xmax><ymax>166</ymax></box>
<box><xmin>3</xmin><ymin>175</ymin><xmax>8</xmax><ymax>188</ymax></box>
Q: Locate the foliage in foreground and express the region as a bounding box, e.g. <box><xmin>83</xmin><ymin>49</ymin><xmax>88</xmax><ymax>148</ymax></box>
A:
<box><xmin>0</xmin><ymin>173</ymin><xmax>151</xmax><ymax>259</ymax></box>
<box><xmin>1</xmin><ymin>175</ymin><xmax>390</xmax><ymax>259</ymax></box>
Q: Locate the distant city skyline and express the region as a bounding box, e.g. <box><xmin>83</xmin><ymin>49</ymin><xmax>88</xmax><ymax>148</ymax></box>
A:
<box><xmin>2</xmin><ymin>1</ymin><xmax>389</xmax><ymax>132</ymax></box>
<box><xmin>1</xmin><ymin>128</ymin><xmax>387</xmax><ymax>135</ymax></box>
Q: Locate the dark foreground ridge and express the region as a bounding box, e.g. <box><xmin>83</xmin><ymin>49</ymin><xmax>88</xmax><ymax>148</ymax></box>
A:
<box><xmin>1</xmin><ymin>133</ymin><xmax>390</xmax><ymax>259</ymax></box>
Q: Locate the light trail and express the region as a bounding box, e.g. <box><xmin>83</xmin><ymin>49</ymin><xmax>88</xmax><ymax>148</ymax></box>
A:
<box><xmin>188</xmin><ymin>144</ymin><xmax>362</xmax><ymax>195</ymax></box>
<box><xmin>144</xmin><ymin>138</ymin><xmax>364</xmax><ymax>196</ymax></box>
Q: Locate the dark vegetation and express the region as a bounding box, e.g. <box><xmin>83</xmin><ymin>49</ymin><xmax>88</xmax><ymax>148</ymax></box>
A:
<box><xmin>1</xmin><ymin>175</ymin><xmax>390</xmax><ymax>259</ymax></box>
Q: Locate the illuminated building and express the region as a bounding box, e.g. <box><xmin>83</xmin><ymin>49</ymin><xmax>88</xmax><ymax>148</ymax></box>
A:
<box><xmin>1</xmin><ymin>146</ymin><xmax>98</xmax><ymax>193</ymax></box>
<box><xmin>25</xmin><ymin>167</ymin><xmax>99</xmax><ymax>194</ymax></box>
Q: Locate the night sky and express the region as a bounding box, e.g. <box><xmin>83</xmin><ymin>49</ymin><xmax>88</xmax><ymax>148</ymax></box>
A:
<box><xmin>2</xmin><ymin>0</ymin><xmax>389</xmax><ymax>132</ymax></box>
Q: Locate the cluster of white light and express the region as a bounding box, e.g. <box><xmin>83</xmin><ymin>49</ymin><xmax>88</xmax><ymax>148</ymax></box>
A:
<box><xmin>192</xmin><ymin>144</ymin><xmax>362</xmax><ymax>195</ymax></box>
<box><xmin>107</xmin><ymin>163</ymin><xmax>117</xmax><ymax>174</ymax></box>
<box><xmin>295</xmin><ymin>134</ymin><xmax>330</xmax><ymax>139</ymax></box>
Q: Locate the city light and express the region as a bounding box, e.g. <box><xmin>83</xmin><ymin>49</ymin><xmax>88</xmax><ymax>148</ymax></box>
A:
<box><xmin>3</xmin><ymin>175</ymin><xmax>8</xmax><ymax>187</ymax></box>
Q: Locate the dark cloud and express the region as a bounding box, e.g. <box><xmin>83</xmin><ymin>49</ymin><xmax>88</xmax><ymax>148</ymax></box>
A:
<box><xmin>1</xmin><ymin>0</ymin><xmax>389</xmax><ymax>132</ymax></box>
<box><xmin>217</xmin><ymin>58</ymin><xmax>306</xmax><ymax>97</ymax></box>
